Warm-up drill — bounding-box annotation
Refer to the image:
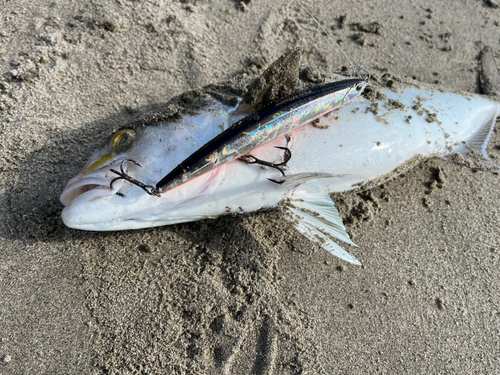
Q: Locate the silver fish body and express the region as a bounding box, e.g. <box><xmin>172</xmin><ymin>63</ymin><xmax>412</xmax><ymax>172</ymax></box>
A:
<box><xmin>60</xmin><ymin>81</ymin><xmax>500</xmax><ymax>264</ymax></box>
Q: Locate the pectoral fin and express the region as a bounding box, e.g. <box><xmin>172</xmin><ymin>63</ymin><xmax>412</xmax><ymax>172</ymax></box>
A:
<box><xmin>280</xmin><ymin>192</ymin><xmax>361</xmax><ymax>265</ymax></box>
<box><xmin>270</xmin><ymin>172</ymin><xmax>348</xmax><ymax>185</ymax></box>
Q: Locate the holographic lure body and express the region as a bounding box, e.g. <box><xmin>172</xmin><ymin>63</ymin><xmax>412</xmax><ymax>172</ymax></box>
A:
<box><xmin>155</xmin><ymin>77</ymin><xmax>368</xmax><ymax>194</ymax></box>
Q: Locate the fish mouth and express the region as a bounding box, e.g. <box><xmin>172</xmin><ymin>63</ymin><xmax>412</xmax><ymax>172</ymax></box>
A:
<box><xmin>60</xmin><ymin>162</ymin><xmax>227</xmax><ymax>230</ymax></box>
<box><xmin>60</xmin><ymin>167</ymin><xmax>123</xmax><ymax>206</ymax></box>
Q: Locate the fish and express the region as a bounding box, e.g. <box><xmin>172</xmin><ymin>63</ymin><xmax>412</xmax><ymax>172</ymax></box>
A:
<box><xmin>60</xmin><ymin>53</ymin><xmax>500</xmax><ymax>266</ymax></box>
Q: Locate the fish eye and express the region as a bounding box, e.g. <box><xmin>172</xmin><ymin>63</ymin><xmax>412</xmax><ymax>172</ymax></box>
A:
<box><xmin>110</xmin><ymin>129</ymin><xmax>138</xmax><ymax>154</ymax></box>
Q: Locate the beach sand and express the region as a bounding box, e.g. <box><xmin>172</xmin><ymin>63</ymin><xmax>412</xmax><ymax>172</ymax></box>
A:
<box><xmin>0</xmin><ymin>0</ymin><xmax>499</xmax><ymax>373</ymax></box>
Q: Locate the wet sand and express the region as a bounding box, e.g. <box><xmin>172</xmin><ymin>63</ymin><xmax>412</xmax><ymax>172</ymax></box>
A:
<box><xmin>0</xmin><ymin>0</ymin><xmax>499</xmax><ymax>373</ymax></box>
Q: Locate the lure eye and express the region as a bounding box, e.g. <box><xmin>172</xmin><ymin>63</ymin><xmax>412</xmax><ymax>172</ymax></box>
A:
<box><xmin>355</xmin><ymin>83</ymin><xmax>364</xmax><ymax>91</ymax></box>
<box><xmin>110</xmin><ymin>129</ymin><xmax>138</xmax><ymax>154</ymax></box>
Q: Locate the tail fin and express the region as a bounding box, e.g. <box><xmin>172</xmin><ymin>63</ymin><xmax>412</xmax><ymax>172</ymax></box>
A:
<box><xmin>449</xmin><ymin>108</ymin><xmax>500</xmax><ymax>172</ymax></box>
<box><xmin>466</xmin><ymin>108</ymin><xmax>498</xmax><ymax>159</ymax></box>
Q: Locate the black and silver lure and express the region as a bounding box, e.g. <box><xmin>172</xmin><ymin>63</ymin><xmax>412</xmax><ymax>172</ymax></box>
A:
<box><xmin>111</xmin><ymin>0</ymin><xmax>370</xmax><ymax>196</ymax></box>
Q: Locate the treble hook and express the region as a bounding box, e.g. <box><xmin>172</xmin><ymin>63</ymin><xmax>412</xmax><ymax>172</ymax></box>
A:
<box><xmin>110</xmin><ymin>159</ymin><xmax>161</xmax><ymax>197</ymax></box>
<box><xmin>240</xmin><ymin>146</ymin><xmax>292</xmax><ymax>182</ymax></box>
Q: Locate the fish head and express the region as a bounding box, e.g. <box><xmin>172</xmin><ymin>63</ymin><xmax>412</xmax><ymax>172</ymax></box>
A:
<box><xmin>60</xmin><ymin>100</ymin><xmax>232</xmax><ymax>230</ymax></box>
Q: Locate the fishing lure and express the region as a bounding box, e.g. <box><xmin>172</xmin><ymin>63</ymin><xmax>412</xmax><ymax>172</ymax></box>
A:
<box><xmin>109</xmin><ymin>0</ymin><xmax>370</xmax><ymax>197</ymax></box>
<box><xmin>111</xmin><ymin>76</ymin><xmax>369</xmax><ymax>196</ymax></box>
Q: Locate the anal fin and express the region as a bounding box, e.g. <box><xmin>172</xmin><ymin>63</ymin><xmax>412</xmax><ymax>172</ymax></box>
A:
<box><xmin>280</xmin><ymin>192</ymin><xmax>361</xmax><ymax>265</ymax></box>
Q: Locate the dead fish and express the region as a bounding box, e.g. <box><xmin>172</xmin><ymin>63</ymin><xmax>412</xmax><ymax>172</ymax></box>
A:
<box><xmin>60</xmin><ymin>53</ymin><xmax>500</xmax><ymax>265</ymax></box>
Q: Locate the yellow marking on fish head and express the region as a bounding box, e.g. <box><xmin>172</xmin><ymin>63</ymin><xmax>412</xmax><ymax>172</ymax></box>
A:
<box><xmin>82</xmin><ymin>154</ymin><xmax>112</xmax><ymax>174</ymax></box>
<box><xmin>82</xmin><ymin>129</ymin><xmax>136</xmax><ymax>174</ymax></box>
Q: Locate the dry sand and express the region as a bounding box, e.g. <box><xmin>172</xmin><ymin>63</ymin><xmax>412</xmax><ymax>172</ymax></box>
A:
<box><xmin>1</xmin><ymin>0</ymin><xmax>500</xmax><ymax>373</ymax></box>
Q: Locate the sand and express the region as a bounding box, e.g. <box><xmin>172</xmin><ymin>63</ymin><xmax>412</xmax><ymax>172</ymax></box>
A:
<box><xmin>1</xmin><ymin>0</ymin><xmax>499</xmax><ymax>373</ymax></box>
